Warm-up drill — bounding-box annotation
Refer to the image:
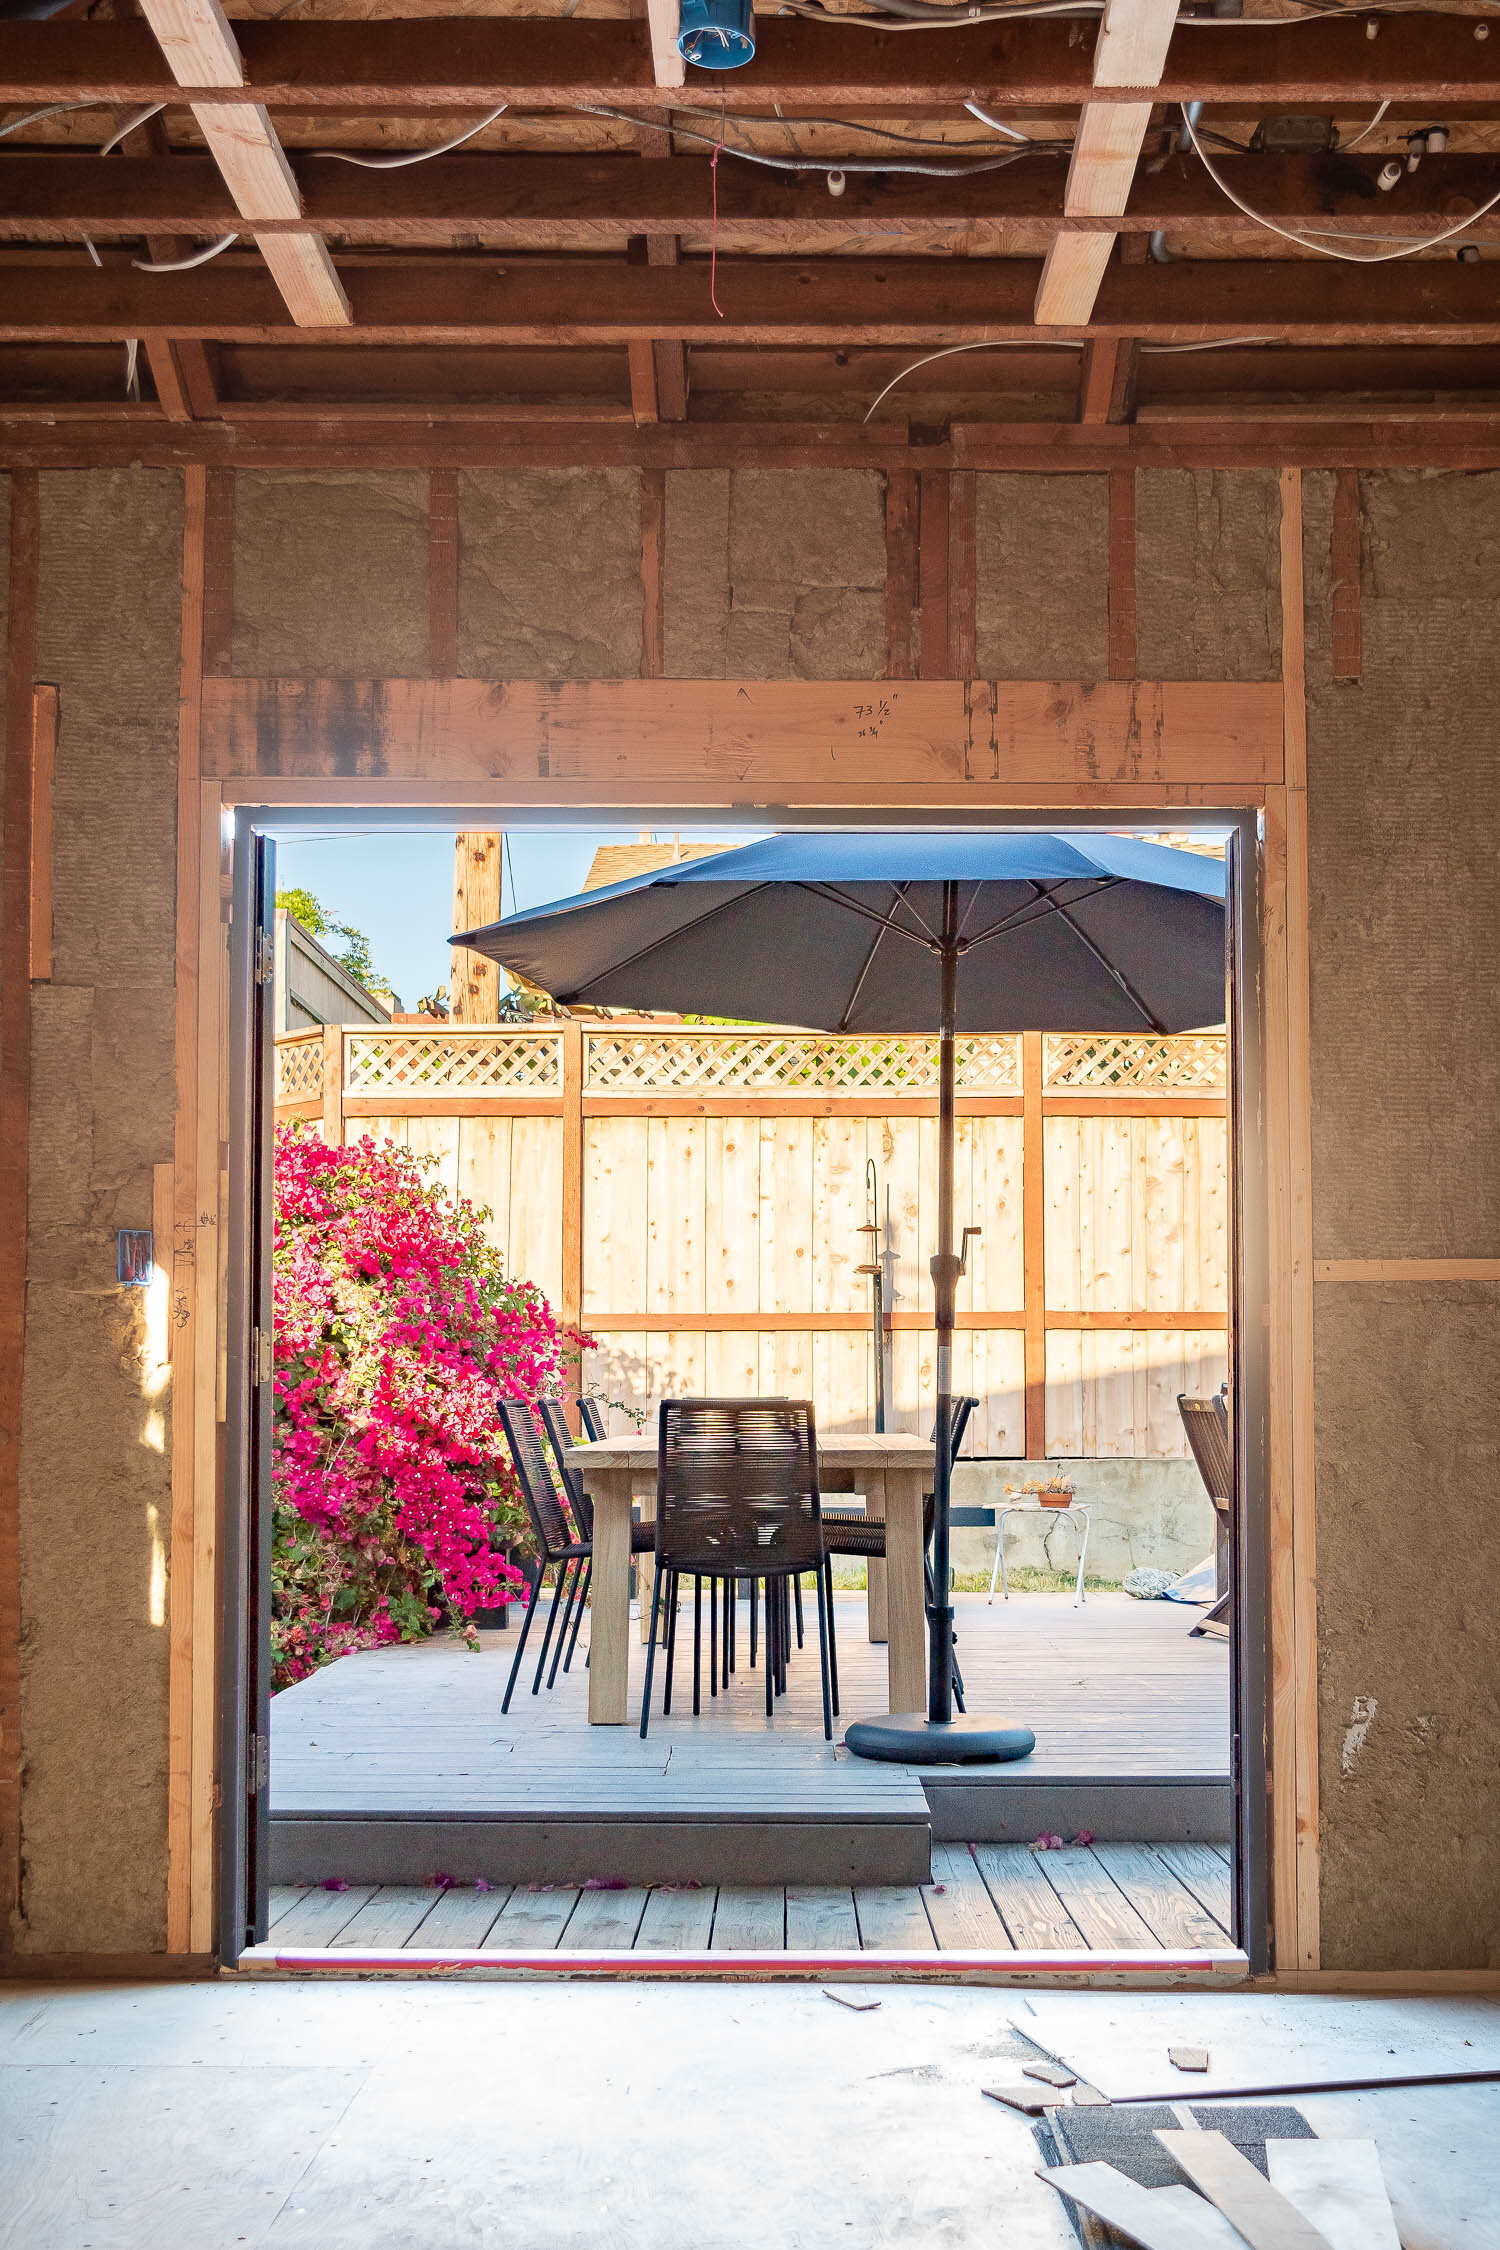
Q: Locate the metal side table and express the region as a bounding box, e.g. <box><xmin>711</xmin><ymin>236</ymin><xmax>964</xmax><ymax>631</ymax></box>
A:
<box><xmin>988</xmin><ymin>1500</ymin><xmax>1092</xmax><ymax>1608</ymax></box>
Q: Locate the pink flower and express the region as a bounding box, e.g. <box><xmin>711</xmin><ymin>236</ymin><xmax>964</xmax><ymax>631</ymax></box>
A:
<box><xmin>1033</xmin><ymin>1833</ymin><xmax>1065</xmax><ymax>1852</ymax></box>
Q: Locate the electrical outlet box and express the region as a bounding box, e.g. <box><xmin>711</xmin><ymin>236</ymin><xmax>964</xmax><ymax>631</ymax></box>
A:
<box><xmin>117</xmin><ymin>1230</ymin><xmax>153</xmax><ymax>1287</ymax></box>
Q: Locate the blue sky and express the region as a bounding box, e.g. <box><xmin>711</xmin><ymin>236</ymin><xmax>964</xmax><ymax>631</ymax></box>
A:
<box><xmin>275</xmin><ymin>828</ymin><xmax>751</xmax><ymax>1010</ymax></box>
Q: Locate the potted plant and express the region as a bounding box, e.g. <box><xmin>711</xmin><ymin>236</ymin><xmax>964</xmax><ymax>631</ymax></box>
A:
<box><xmin>1003</xmin><ymin>1474</ymin><xmax>1077</xmax><ymax>1510</ymax></box>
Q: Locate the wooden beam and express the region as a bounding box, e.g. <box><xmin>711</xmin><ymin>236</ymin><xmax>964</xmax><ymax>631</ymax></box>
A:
<box><xmin>427</xmin><ymin>466</ymin><xmax>458</xmax><ymax>677</ymax></box>
<box><xmin>642</xmin><ymin>0</ymin><xmax>684</xmax><ymax>91</ymax></box>
<box><xmin>199</xmin><ymin>674</ymin><xmax>1285</xmax><ymax>791</ymax></box>
<box><xmin>7</xmin><ymin>14</ymin><xmax>1497</xmax><ymax>113</ymax></box>
<box><xmin>1314</xmin><ymin>1259</ymin><xmax>1500</xmax><ymax>1283</ymax></box>
<box><xmin>20</xmin><ymin>256</ymin><xmax>1500</xmax><ymax>347</ymax></box>
<box><xmin>948</xmin><ymin>469</ymin><xmax>976</xmax><ymax>681</ymax></box>
<box><xmin>18</xmin><ymin>151</ymin><xmax>1500</xmax><ymax>247</ymax></box>
<box><xmin>134</xmin><ymin>0</ymin><xmax>350</xmax><ymax>328</ymax></box>
<box><xmin>0</xmin><ymin>474</ymin><xmax>39</xmax><ymax>1954</ymax></box>
<box><xmin>28</xmin><ymin>684</ymin><xmax>55</xmax><ymax>982</ymax></box>
<box><xmin>19</xmin><ymin>408</ymin><xmax>1500</xmax><ymax>475</ymax></box>
<box><xmin>106</xmin><ymin>108</ymin><xmax>221</xmax><ymax>420</ymax></box>
<box><xmin>1331</xmin><ymin>468</ymin><xmax>1362</xmax><ymax>682</ymax></box>
<box><xmin>1022</xmin><ymin>1030</ymin><xmax>1046</xmax><ymax>1456</ymax></box>
<box><xmin>1036</xmin><ymin>0</ymin><xmax>1176</xmax><ymax>327</ymax></box>
<box><xmin>450</xmin><ymin>832</ymin><xmax>503</xmax><ymax>1021</ymax></box>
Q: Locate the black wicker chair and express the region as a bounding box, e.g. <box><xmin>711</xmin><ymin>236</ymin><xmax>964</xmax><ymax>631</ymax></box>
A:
<box><xmin>819</xmin><ymin>1395</ymin><xmax>978</xmax><ymax>1714</ymax></box>
<box><xmin>535</xmin><ymin>1395</ymin><xmax>656</xmax><ymax>1674</ymax></box>
<box><xmin>496</xmin><ymin>1400</ymin><xmax>597</xmax><ymax>1713</ymax></box>
<box><xmin>641</xmin><ymin>1398</ymin><xmax>834</xmax><ymax>1740</ymax></box>
<box><xmin>575</xmin><ymin>1394</ymin><xmax>607</xmax><ymax>1443</ymax></box>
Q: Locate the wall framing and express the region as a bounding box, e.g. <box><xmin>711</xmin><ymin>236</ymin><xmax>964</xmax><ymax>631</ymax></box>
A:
<box><xmin>160</xmin><ymin>554</ymin><xmax>1317</xmax><ymax>1969</ymax></box>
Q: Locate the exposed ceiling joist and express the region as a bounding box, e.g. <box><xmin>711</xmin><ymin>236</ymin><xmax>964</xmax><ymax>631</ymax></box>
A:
<box><xmin>12</xmin><ymin>255</ymin><xmax>1500</xmax><ymax>346</ymax></box>
<box><xmin>1035</xmin><ymin>0</ymin><xmax>1176</xmax><ymax>327</ymax></box>
<box><xmin>643</xmin><ymin>0</ymin><xmax>685</xmax><ymax>91</ymax></box>
<box><xmin>134</xmin><ymin>0</ymin><xmax>350</xmax><ymax>327</ymax></box>
<box><xmin>12</xmin><ymin>151</ymin><xmax>1499</xmax><ymax>247</ymax></box>
<box><xmin>6</xmin><ymin>13</ymin><xmax>1498</xmax><ymax>114</ymax></box>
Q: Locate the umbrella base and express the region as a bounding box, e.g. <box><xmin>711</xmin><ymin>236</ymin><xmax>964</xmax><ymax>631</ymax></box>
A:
<box><xmin>843</xmin><ymin>1712</ymin><xmax>1036</xmax><ymax>1766</ymax></box>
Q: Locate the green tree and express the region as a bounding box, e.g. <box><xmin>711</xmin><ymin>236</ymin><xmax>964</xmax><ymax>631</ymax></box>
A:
<box><xmin>276</xmin><ymin>886</ymin><xmax>385</xmax><ymax>997</ymax></box>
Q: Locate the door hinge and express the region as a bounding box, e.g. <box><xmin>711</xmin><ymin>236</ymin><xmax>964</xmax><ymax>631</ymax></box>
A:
<box><xmin>249</xmin><ymin>1731</ymin><xmax>270</xmax><ymax>1794</ymax></box>
<box><xmin>252</xmin><ymin>1324</ymin><xmax>273</xmax><ymax>1385</ymax></box>
<box><xmin>255</xmin><ymin>928</ymin><xmax>275</xmax><ymax>985</ymax></box>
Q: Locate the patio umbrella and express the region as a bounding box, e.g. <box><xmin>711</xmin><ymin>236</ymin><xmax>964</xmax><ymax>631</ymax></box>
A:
<box><xmin>455</xmin><ymin>831</ymin><xmax>1227</xmax><ymax>1763</ymax></box>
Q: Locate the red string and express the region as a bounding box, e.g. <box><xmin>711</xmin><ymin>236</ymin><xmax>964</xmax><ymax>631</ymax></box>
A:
<box><xmin>710</xmin><ymin>142</ymin><xmax>724</xmax><ymax>319</ymax></box>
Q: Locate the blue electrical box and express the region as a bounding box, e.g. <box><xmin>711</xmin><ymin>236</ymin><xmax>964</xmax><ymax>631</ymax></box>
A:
<box><xmin>677</xmin><ymin>0</ymin><xmax>755</xmax><ymax>69</ymax></box>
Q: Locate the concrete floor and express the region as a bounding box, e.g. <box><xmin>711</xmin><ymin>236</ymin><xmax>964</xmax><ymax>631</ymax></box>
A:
<box><xmin>2</xmin><ymin>1980</ymin><xmax>1497</xmax><ymax>2249</ymax></box>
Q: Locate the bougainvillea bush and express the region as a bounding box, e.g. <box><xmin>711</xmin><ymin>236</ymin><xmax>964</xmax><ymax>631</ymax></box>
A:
<box><xmin>272</xmin><ymin>1124</ymin><xmax>587</xmax><ymax>1689</ymax></box>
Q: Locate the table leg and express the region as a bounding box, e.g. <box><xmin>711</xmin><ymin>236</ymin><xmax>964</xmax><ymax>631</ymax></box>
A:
<box><xmin>586</xmin><ymin>1469</ymin><xmax>633</xmax><ymax>1725</ymax></box>
<box><xmin>863</xmin><ymin>1472</ymin><xmax>887</xmax><ymax>1643</ymax></box>
<box><xmin>636</xmin><ymin>1479</ymin><xmax>664</xmax><ymax>1645</ymax></box>
<box><xmin>883</xmin><ymin>1468</ymin><xmax>927</xmax><ymax>1716</ymax></box>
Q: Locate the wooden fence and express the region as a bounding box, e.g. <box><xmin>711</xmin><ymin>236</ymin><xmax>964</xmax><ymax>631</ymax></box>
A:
<box><xmin>275</xmin><ymin>1024</ymin><xmax>1229</xmax><ymax>1459</ymax></box>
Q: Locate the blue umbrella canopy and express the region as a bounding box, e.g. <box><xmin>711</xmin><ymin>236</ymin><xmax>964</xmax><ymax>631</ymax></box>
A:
<box><xmin>454</xmin><ymin>831</ymin><xmax>1226</xmax><ymax>1035</ymax></box>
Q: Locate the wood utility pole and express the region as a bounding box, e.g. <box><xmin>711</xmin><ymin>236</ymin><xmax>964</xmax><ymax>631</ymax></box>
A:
<box><xmin>450</xmin><ymin>830</ymin><xmax>502</xmax><ymax>1022</ymax></box>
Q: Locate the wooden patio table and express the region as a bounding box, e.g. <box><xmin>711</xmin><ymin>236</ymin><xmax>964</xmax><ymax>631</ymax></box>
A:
<box><xmin>571</xmin><ymin>1431</ymin><xmax>935</xmax><ymax>1726</ymax></box>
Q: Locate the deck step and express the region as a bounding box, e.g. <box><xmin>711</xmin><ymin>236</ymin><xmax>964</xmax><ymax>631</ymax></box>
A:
<box><xmin>270</xmin><ymin>1808</ymin><xmax>933</xmax><ymax>1888</ymax></box>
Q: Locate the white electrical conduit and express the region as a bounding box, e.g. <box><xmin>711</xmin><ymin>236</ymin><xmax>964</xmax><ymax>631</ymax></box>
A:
<box><xmin>313</xmin><ymin>103</ymin><xmax>508</xmax><ymax>167</ymax></box>
<box><xmin>963</xmin><ymin>101</ymin><xmax>1036</xmax><ymax>147</ymax></box>
<box><xmin>133</xmin><ymin>232</ymin><xmax>239</xmax><ymax>272</ymax></box>
<box><xmin>862</xmin><ymin>333</ymin><xmax>1278</xmax><ymax>422</ymax></box>
<box><xmin>1337</xmin><ymin>99</ymin><xmax>1391</xmax><ymax>153</ymax></box>
<box><xmin>99</xmin><ymin>102</ymin><xmax>167</xmax><ymax>157</ymax></box>
<box><xmin>1183</xmin><ymin>107</ymin><xmax>1500</xmax><ymax>264</ymax></box>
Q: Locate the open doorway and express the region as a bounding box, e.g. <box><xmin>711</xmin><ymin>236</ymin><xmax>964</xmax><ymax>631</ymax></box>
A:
<box><xmin>223</xmin><ymin>808</ymin><xmax>1265</xmax><ymax>1972</ymax></box>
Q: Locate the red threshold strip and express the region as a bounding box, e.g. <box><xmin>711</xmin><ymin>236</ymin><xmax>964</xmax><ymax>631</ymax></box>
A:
<box><xmin>255</xmin><ymin>1947</ymin><xmax>1249</xmax><ymax>1985</ymax></box>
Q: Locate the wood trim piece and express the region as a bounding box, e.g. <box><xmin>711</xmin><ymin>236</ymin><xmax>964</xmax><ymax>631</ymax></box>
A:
<box><xmin>1034</xmin><ymin>0</ymin><xmax>1176</xmax><ymax>326</ymax></box>
<box><xmin>640</xmin><ymin>467</ymin><xmax>665</xmax><ymax>680</ymax></box>
<box><xmin>167</xmin><ymin>464</ymin><xmax>206</xmax><ymax>1955</ymax></box>
<box><xmin>320</xmin><ymin>1023</ymin><xmax>343</xmax><ymax>1144</ymax></box>
<box><xmin>1330</xmin><ymin>467</ymin><xmax>1362</xmax><ymax>682</ymax></box>
<box><xmin>884</xmin><ymin>469</ymin><xmax>917</xmax><ymax>683</ymax></box>
<box><xmin>1275</xmin><ymin>466</ymin><xmax>1319</xmax><ymax>1974</ymax></box>
<box><xmin>332</xmin><ymin>1090</ymin><xmax>1223</xmax><ymax>1120</ymax></box>
<box><xmin>0</xmin><ymin>470</ymin><xmax>38</xmax><ymax>1952</ymax></box>
<box><xmin>1314</xmin><ymin>1259</ymin><xmax>1500</xmax><ymax>1283</ymax></box>
<box><xmin>1108</xmin><ymin>467</ymin><xmax>1137</xmax><ymax>680</ymax></box>
<box><xmin>1022</xmin><ymin>1029</ymin><xmax>1046</xmax><ymax>1456</ymax></box>
<box><xmin>28</xmin><ymin>683</ymin><xmax>56</xmax><ymax>982</ymax></box>
<box><xmin>427</xmin><ymin>468</ymin><xmax>458</xmax><ymax>679</ymax></box>
<box><xmin>198</xmin><ymin>676</ymin><xmax>1285</xmax><ymax>791</ymax></box>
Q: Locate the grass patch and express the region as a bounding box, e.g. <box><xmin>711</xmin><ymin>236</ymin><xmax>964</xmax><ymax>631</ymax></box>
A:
<box><xmin>827</xmin><ymin>1565</ymin><xmax>1123</xmax><ymax>1596</ymax></box>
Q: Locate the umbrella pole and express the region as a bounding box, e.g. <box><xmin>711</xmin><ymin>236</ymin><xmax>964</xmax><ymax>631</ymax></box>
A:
<box><xmin>844</xmin><ymin>882</ymin><xmax>1035</xmax><ymax>1768</ymax></box>
<box><xmin>927</xmin><ymin>904</ymin><xmax>959</xmax><ymax>1726</ymax></box>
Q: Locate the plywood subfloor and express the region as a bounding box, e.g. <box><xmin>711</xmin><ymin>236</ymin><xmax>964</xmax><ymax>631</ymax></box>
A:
<box><xmin>252</xmin><ymin>1839</ymin><xmax>1234</xmax><ymax>1958</ymax></box>
<box><xmin>270</xmin><ymin>1592</ymin><xmax>1230</xmax><ymax>1823</ymax></box>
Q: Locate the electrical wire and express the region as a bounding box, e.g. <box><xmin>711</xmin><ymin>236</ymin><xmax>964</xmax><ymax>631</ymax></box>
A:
<box><xmin>132</xmin><ymin>232</ymin><xmax>239</xmax><ymax>272</ymax></box>
<box><xmin>963</xmin><ymin>100</ymin><xmax>1036</xmax><ymax>147</ymax></box>
<box><xmin>0</xmin><ymin>100</ymin><xmax>103</xmax><ymax>141</ymax></box>
<box><xmin>862</xmin><ymin>337</ymin><xmax>1082</xmax><ymax>423</ymax></box>
<box><xmin>99</xmin><ymin>102</ymin><xmax>166</xmax><ymax>157</ymax></box>
<box><xmin>573</xmin><ymin>104</ymin><xmax>1052</xmax><ymax>178</ymax></box>
<box><xmin>1183</xmin><ymin>106</ymin><xmax>1500</xmax><ymax>264</ymax></box>
<box><xmin>312</xmin><ymin>103</ymin><xmax>509</xmax><ymax>169</ymax></box>
<box><xmin>1337</xmin><ymin>98</ymin><xmax>1391</xmax><ymax>153</ymax></box>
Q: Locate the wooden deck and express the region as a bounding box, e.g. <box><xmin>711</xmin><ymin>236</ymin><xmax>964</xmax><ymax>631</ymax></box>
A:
<box><xmin>256</xmin><ymin>1839</ymin><xmax>1235</xmax><ymax>1957</ymax></box>
<box><xmin>270</xmin><ymin>1593</ymin><xmax>1229</xmax><ymax>1887</ymax></box>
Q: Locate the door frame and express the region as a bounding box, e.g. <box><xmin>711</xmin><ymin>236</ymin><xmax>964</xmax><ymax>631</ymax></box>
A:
<box><xmin>212</xmin><ymin>794</ymin><xmax>1272</xmax><ymax>1972</ymax></box>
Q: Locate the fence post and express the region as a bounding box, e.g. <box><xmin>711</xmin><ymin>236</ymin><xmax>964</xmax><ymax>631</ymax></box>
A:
<box><xmin>1022</xmin><ymin>1030</ymin><xmax>1046</xmax><ymax>1459</ymax></box>
<box><xmin>561</xmin><ymin>1022</ymin><xmax>585</xmax><ymax>1412</ymax></box>
<box><xmin>321</xmin><ymin>1023</ymin><xmax>343</xmax><ymax>1146</ymax></box>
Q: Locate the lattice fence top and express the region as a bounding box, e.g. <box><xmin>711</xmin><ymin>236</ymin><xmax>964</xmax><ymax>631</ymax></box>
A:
<box><xmin>584</xmin><ymin>1032</ymin><xmax>1023</xmax><ymax>1096</ymax></box>
<box><xmin>276</xmin><ymin>1034</ymin><xmax>325</xmax><ymax>1106</ymax></box>
<box><xmin>1043</xmin><ymin>1033</ymin><xmax>1227</xmax><ymax>1092</ymax></box>
<box><xmin>343</xmin><ymin>1032</ymin><xmax>563</xmax><ymax>1096</ymax></box>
